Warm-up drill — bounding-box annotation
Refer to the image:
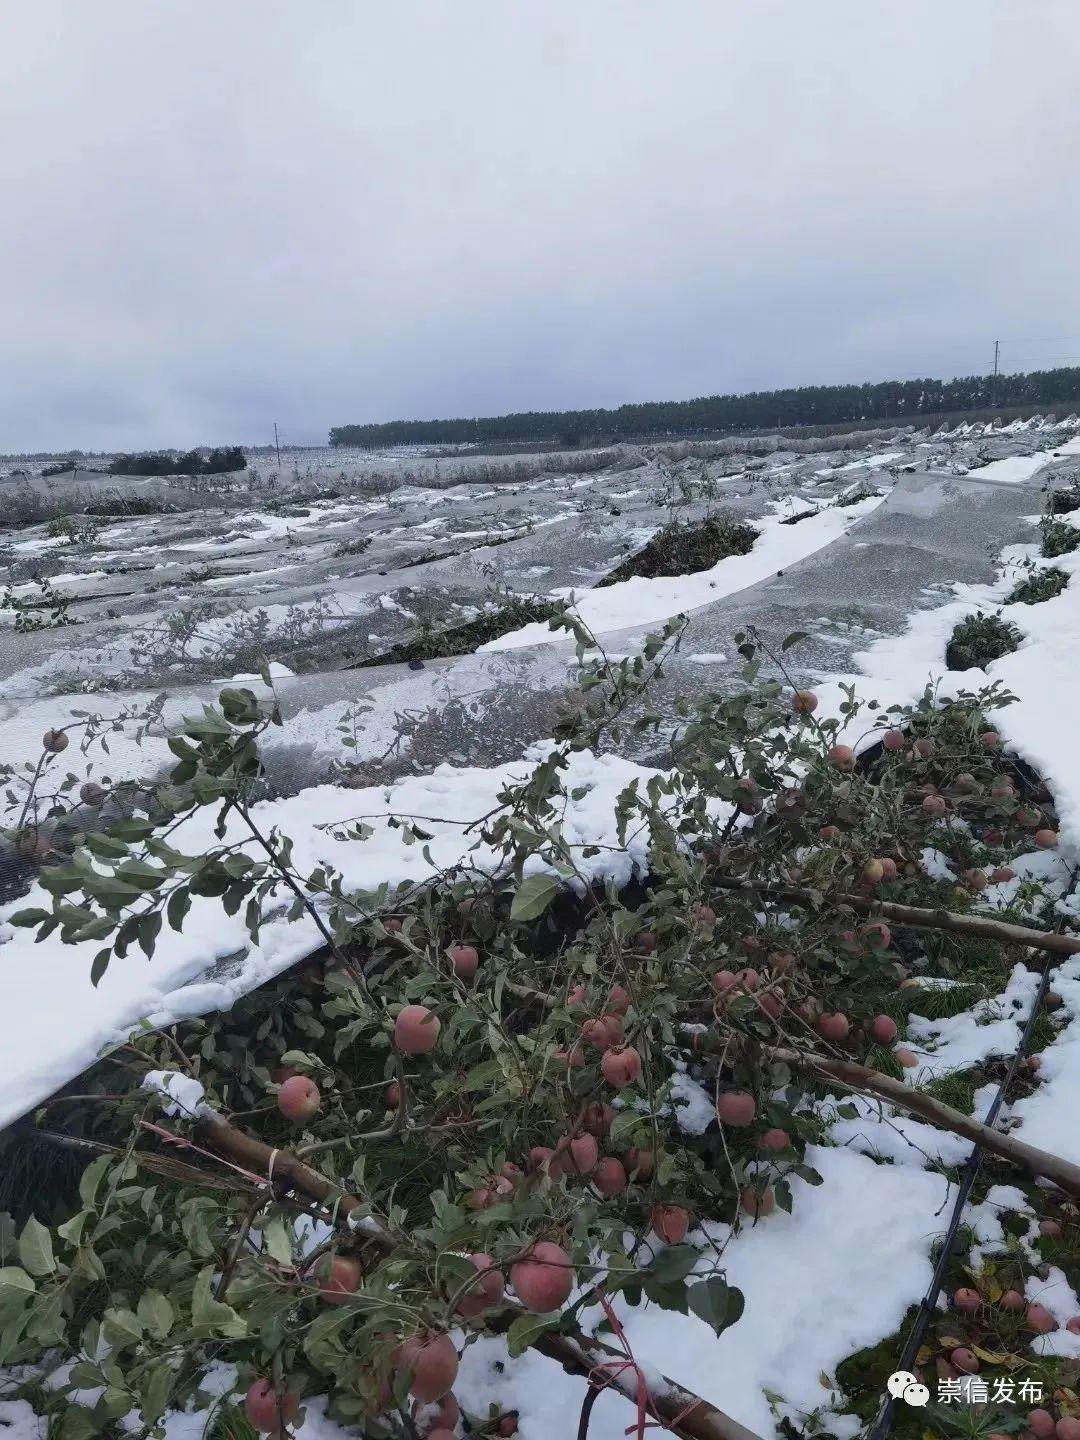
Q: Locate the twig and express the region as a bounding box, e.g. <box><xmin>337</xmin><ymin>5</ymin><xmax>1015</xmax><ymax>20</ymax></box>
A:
<box><xmin>773</xmin><ymin>1045</ymin><xmax>1080</xmax><ymax>1197</ymax></box>
<box><xmin>708</xmin><ymin>875</ymin><xmax>1080</xmax><ymax>957</ymax></box>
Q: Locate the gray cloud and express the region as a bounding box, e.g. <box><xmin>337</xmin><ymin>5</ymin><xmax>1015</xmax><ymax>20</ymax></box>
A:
<box><xmin>2</xmin><ymin>0</ymin><xmax>1079</xmax><ymax>451</ymax></box>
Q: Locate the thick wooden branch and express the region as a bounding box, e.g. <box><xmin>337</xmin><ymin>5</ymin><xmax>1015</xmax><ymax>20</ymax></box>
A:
<box><xmin>709</xmin><ymin>876</ymin><xmax>1080</xmax><ymax>958</ymax></box>
<box><xmin>192</xmin><ymin>1114</ymin><xmax>759</xmax><ymax>1440</ymax></box>
<box><xmin>773</xmin><ymin>1046</ymin><xmax>1080</xmax><ymax>1198</ymax></box>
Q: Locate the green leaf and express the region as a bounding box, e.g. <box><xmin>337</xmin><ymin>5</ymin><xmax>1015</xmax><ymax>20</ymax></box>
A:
<box><xmin>509</xmin><ymin>873</ymin><xmax>561</xmax><ymax>922</ymax></box>
<box><xmin>57</xmin><ymin>1211</ymin><xmax>87</xmax><ymax>1247</ymax></box>
<box><xmin>137</xmin><ymin>1289</ymin><xmax>174</xmax><ymax>1340</ymax></box>
<box><xmin>0</xmin><ymin>1267</ymin><xmax>35</xmax><ymax>1303</ymax></box>
<box><xmin>191</xmin><ymin>1266</ymin><xmax>246</xmax><ymax>1338</ymax></box>
<box><xmin>7</xmin><ymin>908</ymin><xmax>52</xmax><ymax>928</ymax></box>
<box><xmin>102</xmin><ymin>1305</ymin><xmax>143</xmax><ymax>1350</ymax></box>
<box><xmin>140</xmin><ymin>1363</ymin><xmax>174</xmax><ymax>1424</ymax></box>
<box><xmin>262</xmin><ymin>1214</ymin><xmax>294</xmax><ymax>1266</ymax></box>
<box><xmin>167</xmin><ymin>886</ymin><xmax>192</xmax><ymax>932</ymax></box>
<box><xmin>59</xmin><ymin>1405</ymin><xmax>103</xmax><ymax>1440</ymax></box>
<box><xmin>79</xmin><ymin>1155</ymin><xmax>112</xmax><ymax>1211</ymax></box>
<box><xmin>646</xmin><ymin>1245</ymin><xmax>699</xmax><ymax>1285</ymax></box>
<box><xmin>505</xmin><ymin>1311</ymin><xmax>558</xmax><ymax>1357</ymax></box>
<box><xmin>18</xmin><ymin>1217</ymin><xmax>55</xmax><ymax>1276</ymax></box>
<box><xmin>687</xmin><ymin>1276</ymin><xmax>745</xmax><ymax>1336</ymax></box>
<box><xmin>90</xmin><ymin>949</ymin><xmax>112</xmax><ymax>987</ymax></box>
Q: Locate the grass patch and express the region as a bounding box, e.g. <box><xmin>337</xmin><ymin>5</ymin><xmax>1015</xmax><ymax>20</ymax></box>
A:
<box><xmin>83</xmin><ymin>496</ymin><xmax>178</xmax><ymax>517</ymax></box>
<box><xmin>1006</xmin><ymin>567</ymin><xmax>1069</xmax><ymax>604</ymax></box>
<box><xmin>1047</xmin><ymin>483</ymin><xmax>1080</xmax><ymax>514</ymax></box>
<box><xmin>945</xmin><ymin>612</ymin><xmax>1021</xmax><ymax>671</ymax></box>
<box><xmin>1041</xmin><ymin>518</ymin><xmax>1080</xmax><ymax>558</ymax></box>
<box><xmin>922</xmin><ymin>1069</ymin><xmax>980</xmax><ymax>1115</ymax></box>
<box><xmin>351</xmin><ymin>595</ymin><xmax>558</xmax><ymax>667</ymax></box>
<box><xmin>598</xmin><ymin>512</ymin><xmax>757</xmax><ymax>586</ymax></box>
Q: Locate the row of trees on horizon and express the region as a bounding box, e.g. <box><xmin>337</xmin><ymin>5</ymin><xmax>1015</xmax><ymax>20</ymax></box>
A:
<box><xmin>329</xmin><ymin>365</ymin><xmax>1080</xmax><ymax>450</ymax></box>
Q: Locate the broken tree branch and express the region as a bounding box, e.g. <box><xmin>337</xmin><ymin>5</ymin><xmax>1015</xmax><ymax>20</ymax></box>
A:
<box><xmin>708</xmin><ymin>876</ymin><xmax>1080</xmax><ymax>958</ymax></box>
<box><xmin>188</xmin><ymin>1113</ymin><xmax>760</xmax><ymax>1440</ymax></box>
<box><xmin>772</xmin><ymin>1045</ymin><xmax>1080</xmax><ymax>1199</ymax></box>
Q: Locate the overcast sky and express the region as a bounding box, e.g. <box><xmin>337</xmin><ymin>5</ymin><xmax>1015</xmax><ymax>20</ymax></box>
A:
<box><xmin>2</xmin><ymin>1</ymin><xmax>1079</xmax><ymax>452</ymax></box>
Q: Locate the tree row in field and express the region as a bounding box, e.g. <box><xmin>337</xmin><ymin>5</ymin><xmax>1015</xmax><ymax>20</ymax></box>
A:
<box><xmin>329</xmin><ymin>365</ymin><xmax>1080</xmax><ymax>449</ymax></box>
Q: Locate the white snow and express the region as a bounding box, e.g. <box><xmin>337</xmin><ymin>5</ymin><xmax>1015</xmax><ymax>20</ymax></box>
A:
<box><xmin>822</xmin><ymin>1093</ymin><xmax>973</xmax><ymax>1167</ymax></box>
<box><xmin>902</xmin><ymin>963</ymin><xmax>1040</xmax><ymax>1078</ymax></box>
<box><xmin>456</xmin><ymin>1145</ymin><xmax>952</xmax><ymax>1440</ymax></box>
<box><xmin>141</xmin><ymin>1069</ymin><xmax>211</xmax><ymax>1119</ymax></box>
<box><xmin>965</xmin><ymin>454</ymin><xmax>1055</xmax><ymax>484</ymax></box>
<box><xmin>480</xmin><ymin>494</ymin><xmax>885</xmax><ymax>651</ymax></box>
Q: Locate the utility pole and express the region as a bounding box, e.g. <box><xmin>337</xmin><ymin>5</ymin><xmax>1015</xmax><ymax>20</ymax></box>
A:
<box><xmin>273</xmin><ymin>422</ymin><xmax>281</xmax><ymax>467</ymax></box>
<box><xmin>991</xmin><ymin>340</ymin><xmax>1000</xmax><ymax>407</ymax></box>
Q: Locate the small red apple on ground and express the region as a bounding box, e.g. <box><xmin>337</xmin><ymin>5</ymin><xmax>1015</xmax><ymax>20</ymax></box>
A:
<box><xmin>1027</xmin><ymin>1302</ymin><xmax>1057</xmax><ymax>1333</ymax></box>
<box><xmin>1000</xmin><ymin>1288</ymin><xmax>1025</xmax><ymax>1311</ymax></box>
<box><xmin>455</xmin><ymin>1252</ymin><xmax>505</xmax><ymax>1318</ymax></box>
<box><xmin>607</xmin><ymin>984</ymin><xmax>631</xmax><ymax>1015</ymax></box>
<box><xmin>817</xmin><ymin>1012</ymin><xmax>850</xmax><ymax>1042</ymax></box>
<box><xmin>601</xmin><ymin>1046</ymin><xmax>642</xmax><ymax>1088</ymax></box>
<box><xmin>651</xmin><ymin>1204</ymin><xmax>691</xmax><ymax>1244</ymax></box>
<box><xmin>870</xmin><ymin>1015</ymin><xmax>898</xmax><ymax>1044</ymax></box>
<box><xmin>1036</xmin><ymin>828</ymin><xmax>1059</xmax><ymax>849</ymax></box>
<box><xmin>244</xmin><ymin>1380</ymin><xmax>300</xmax><ymax>1431</ymax></box>
<box><xmin>951</xmin><ymin>1347</ymin><xmax>979</xmax><ymax>1374</ymax></box>
<box><xmin>953</xmin><ymin>1286</ymin><xmax>981</xmax><ymax>1313</ymax></box>
<box><xmin>739</xmin><ymin>1184</ymin><xmax>775</xmax><ymax>1218</ymax></box>
<box><xmin>566</xmin><ymin>1133</ymin><xmax>599</xmax><ymax>1174</ymax></box>
<box><xmin>277</xmin><ymin>1075</ymin><xmax>321</xmax><ymax>1122</ymax></box>
<box><xmin>922</xmin><ymin>794</ymin><xmax>947</xmax><ymax>817</ymax></box>
<box><xmin>715</xmin><ymin>1090</ymin><xmax>757</xmax><ymax>1126</ymax></box>
<box><xmin>1028</xmin><ymin>1410</ymin><xmax>1056</xmax><ymax>1438</ymax></box>
<box><xmin>312</xmin><ymin>1253</ymin><xmax>363</xmax><ymax>1304</ymax></box>
<box><xmin>861</xmin><ymin>921</ymin><xmax>892</xmax><ymax>948</ymax></box>
<box><xmin>510</xmin><ymin>1241</ymin><xmax>574</xmax><ymax>1312</ymax></box>
<box><xmin>395</xmin><ymin>1005</ymin><xmax>441</xmax><ymax>1054</ymax></box>
<box><xmin>451</xmin><ymin>943</ymin><xmax>479</xmax><ymax>978</ymax></box>
<box><xmin>583</xmin><ymin>1102</ymin><xmax>614</xmax><ymax>1136</ymax></box>
<box><xmin>1039</xmin><ymin>1218</ymin><xmax>1063</xmax><ymax>1237</ymax></box>
<box><xmin>395</xmin><ymin>1333</ymin><xmax>459</xmax><ymax>1402</ymax></box>
<box><xmin>593</xmin><ymin>1157</ymin><xmax>628</xmax><ymax>1196</ymax></box>
<box><xmin>625</xmin><ymin>1146</ymin><xmax>654</xmax><ymax>1179</ymax></box>
<box><xmin>759</xmin><ymin>1128</ymin><xmax>790</xmax><ymax>1151</ymax></box>
<box><xmin>895</xmin><ymin>1048</ymin><xmax>919</xmax><ymax>1068</ymax></box>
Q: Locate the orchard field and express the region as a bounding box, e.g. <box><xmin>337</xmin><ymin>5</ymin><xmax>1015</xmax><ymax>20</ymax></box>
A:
<box><xmin>5</xmin><ymin>416</ymin><xmax>1080</xmax><ymax>1440</ymax></box>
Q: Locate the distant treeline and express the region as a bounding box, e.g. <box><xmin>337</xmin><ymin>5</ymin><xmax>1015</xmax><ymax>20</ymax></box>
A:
<box><xmin>329</xmin><ymin>366</ymin><xmax>1080</xmax><ymax>449</ymax></box>
<box><xmin>107</xmin><ymin>447</ymin><xmax>247</xmax><ymax>476</ymax></box>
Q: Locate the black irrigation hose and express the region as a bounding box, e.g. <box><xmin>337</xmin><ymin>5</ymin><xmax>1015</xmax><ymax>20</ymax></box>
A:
<box><xmin>867</xmin><ymin>945</ymin><xmax>1060</xmax><ymax>1440</ymax></box>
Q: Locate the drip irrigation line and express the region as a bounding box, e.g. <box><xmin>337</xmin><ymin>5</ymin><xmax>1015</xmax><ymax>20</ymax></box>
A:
<box><xmin>867</xmin><ymin>909</ymin><xmax>1071</xmax><ymax>1440</ymax></box>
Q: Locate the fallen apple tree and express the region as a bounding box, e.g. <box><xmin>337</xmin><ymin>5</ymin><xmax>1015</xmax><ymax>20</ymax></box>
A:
<box><xmin>4</xmin><ymin>618</ymin><xmax>1079</xmax><ymax>1440</ymax></box>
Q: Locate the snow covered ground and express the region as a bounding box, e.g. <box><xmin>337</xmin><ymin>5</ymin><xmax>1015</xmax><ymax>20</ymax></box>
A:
<box><xmin>5</xmin><ymin>414</ymin><xmax>1080</xmax><ymax>1439</ymax></box>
